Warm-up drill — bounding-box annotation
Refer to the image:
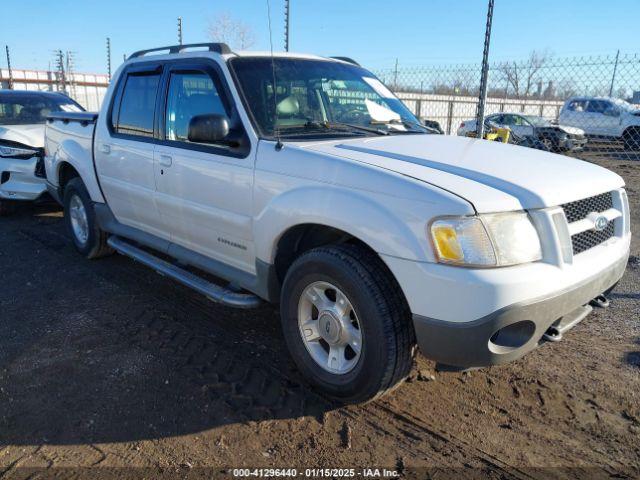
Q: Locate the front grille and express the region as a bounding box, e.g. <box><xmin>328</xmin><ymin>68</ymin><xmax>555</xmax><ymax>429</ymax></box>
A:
<box><xmin>561</xmin><ymin>192</ymin><xmax>616</xmax><ymax>255</ymax></box>
<box><xmin>571</xmin><ymin>221</ymin><xmax>615</xmax><ymax>254</ymax></box>
<box><xmin>561</xmin><ymin>192</ymin><xmax>613</xmax><ymax>224</ymax></box>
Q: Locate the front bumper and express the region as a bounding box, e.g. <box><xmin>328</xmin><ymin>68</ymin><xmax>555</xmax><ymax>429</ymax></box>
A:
<box><xmin>412</xmin><ymin>251</ymin><xmax>628</xmax><ymax>368</ymax></box>
<box><xmin>562</xmin><ymin>136</ymin><xmax>588</xmax><ymax>150</ymax></box>
<box><xmin>0</xmin><ymin>156</ymin><xmax>47</xmax><ymax>201</ymax></box>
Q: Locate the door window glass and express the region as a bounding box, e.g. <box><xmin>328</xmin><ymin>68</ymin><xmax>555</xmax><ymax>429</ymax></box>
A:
<box><xmin>566</xmin><ymin>100</ymin><xmax>587</xmax><ymax>112</ymax></box>
<box><xmin>586</xmin><ymin>100</ymin><xmax>610</xmax><ymax>114</ymax></box>
<box><xmin>116</xmin><ymin>73</ymin><xmax>160</xmax><ymax>137</ymax></box>
<box><xmin>165</xmin><ymin>72</ymin><xmax>227</xmax><ymax>142</ymax></box>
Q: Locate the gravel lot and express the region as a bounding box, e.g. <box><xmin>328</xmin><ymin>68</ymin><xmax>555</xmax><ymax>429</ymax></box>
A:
<box><xmin>0</xmin><ymin>155</ymin><xmax>638</xmax><ymax>480</ymax></box>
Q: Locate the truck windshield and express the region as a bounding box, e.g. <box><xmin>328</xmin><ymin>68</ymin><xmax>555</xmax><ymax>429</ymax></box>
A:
<box><xmin>0</xmin><ymin>94</ymin><xmax>84</xmax><ymax>126</ymax></box>
<box><xmin>229</xmin><ymin>57</ymin><xmax>426</xmax><ymax>138</ymax></box>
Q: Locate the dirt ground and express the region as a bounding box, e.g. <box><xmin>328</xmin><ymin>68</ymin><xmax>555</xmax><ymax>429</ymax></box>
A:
<box><xmin>0</xmin><ymin>155</ymin><xmax>639</xmax><ymax>480</ymax></box>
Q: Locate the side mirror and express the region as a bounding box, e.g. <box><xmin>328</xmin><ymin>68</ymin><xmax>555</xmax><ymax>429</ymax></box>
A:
<box><xmin>188</xmin><ymin>114</ymin><xmax>230</xmax><ymax>144</ymax></box>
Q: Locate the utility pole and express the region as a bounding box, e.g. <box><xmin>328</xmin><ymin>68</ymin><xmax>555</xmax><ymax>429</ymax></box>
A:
<box><xmin>55</xmin><ymin>50</ymin><xmax>66</xmax><ymax>94</ymax></box>
<box><xmin>66</xmin><ymin>51</ymin><xmax>77</xmax><ymax>98</ymax></box>
<box><xmin>609</xmin><ymin>49</ymin><xmax>620</xmax><ymax>97</ymax></box>
<box><xmin>5</xmin><ymin>45</ymin><xmax>13</xmax><ymax>90</ymax></box>
<box><xmin>106</xmin><ymin>37</ymin><xmax>112</xmax><ymax>81</ymax></box>
<box><xmin>475</xmin><ymin>0</ymin><xmax>495</xmax><ymax>140</ymax></box>
<box><xmin>178</xmin><ymin>17</ymin><xmax>183</xmax><ymax>45</ymax></box>
<box><xmin>284</xmin><ymin>0</ymin><xmax>291</xmax><ymax>51</ymax></box>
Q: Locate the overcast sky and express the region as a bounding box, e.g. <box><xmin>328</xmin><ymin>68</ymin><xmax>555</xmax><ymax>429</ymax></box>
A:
<box><xmin>2</xmin><ymin>0</ymin><xmax>639</xmax><ymax>74</ymax></box>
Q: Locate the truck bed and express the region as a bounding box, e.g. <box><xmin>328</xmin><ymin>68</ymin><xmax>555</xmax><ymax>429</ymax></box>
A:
<box><xmin>44</xmin><ymin>111</ymin><xmax>103</xmax><ymax>203</ymax></box>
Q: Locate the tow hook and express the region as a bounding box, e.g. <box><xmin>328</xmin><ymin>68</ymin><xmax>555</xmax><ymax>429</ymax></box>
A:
<box><xmin>590</xmin><ymin>294</ymin><xmax>610</xmax><ymax>308</ymax></box>
<box><xmin>542</xmin><ymin>325</ymin><xmax>563</xmax><ymax>343</ymax></box>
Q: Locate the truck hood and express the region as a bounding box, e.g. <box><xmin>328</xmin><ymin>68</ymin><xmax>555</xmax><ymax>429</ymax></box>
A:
<box><xmin>0</xmin><ymin>124</ymin><xmax>45</xmax><ymax>148</ymax></box>
<box><xmin>300</xmin><ymin>134</ymin><xmax>624</xmax><ymax>212</ymax></box>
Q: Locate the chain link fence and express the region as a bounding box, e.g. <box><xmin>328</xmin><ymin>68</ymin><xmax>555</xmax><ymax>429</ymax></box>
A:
<box><xmin>376</xmin><ymin>52</ymin><xmax>640</xmax><ymax>162</ymax></box>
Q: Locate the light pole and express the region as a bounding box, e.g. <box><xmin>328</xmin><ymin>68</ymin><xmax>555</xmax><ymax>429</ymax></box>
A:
<box><xmin>475</xmin><ymin>0</ymin><xmax>495</xmax><ymax>140</ymax></box>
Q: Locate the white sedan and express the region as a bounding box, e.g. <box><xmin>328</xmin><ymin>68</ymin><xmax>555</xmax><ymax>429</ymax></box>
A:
<box><xmin>457</xmin><ymin>113</ymin><xmax>587</xmax><ymax>152</ymax></box>
<box><xmin>0</xmin><ymin>90</ymin><xmax>84</xmax><ymax>214</ymax></box>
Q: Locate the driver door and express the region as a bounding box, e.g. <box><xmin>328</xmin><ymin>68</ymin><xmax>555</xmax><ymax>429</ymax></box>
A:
<box><xmin>153</xmin><ymin>62</ymin><xmax>256</xmax><ymax>274</ymax></box>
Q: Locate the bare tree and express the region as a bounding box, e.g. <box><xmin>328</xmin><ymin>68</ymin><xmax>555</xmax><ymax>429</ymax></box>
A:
<box><xmin>207</xmin><ymin>13</ymin><xmax>255</xmax><ymax>50</ymax></box>
<box><xmin>498</xmin><ymin>50</ymin><xmax>551</xmax><ymax>98</ymax></box>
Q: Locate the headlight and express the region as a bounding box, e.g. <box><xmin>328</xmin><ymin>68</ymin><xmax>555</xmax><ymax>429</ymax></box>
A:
<box><xmin>430</xmin><ymin>212</ymin><xmax>542</xmax><ymax>267</ymax></box>
<box><xmin>0</xmin><ymin>145</ymin><xmax>39</xmax><ymax>159</ymax></box>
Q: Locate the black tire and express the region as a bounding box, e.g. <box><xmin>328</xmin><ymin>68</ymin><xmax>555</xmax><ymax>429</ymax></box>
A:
<box><xmin>623</xmin><ymin>128</ymin><xmax>640</xmax><ymax>151</ymax></box>
<box><xmin>280</xmin><ymin>244</ymin><xmax>415</xmax><ymax>403</ymax></box>
<box><xmin>0</xmin><ymin>200</ymin><xmax>16</xmax><ymax>217</ymax></box>
<box><xmin>63</xmin><ymin>177</ymin><xmax>113</xmax><ymax>259</ymax></box>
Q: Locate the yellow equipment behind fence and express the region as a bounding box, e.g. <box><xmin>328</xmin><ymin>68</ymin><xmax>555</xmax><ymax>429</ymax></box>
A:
<box><xmin>465</xmin><ymin>126</ymin><xmax>511</xmax><ymax>143</ymax></box>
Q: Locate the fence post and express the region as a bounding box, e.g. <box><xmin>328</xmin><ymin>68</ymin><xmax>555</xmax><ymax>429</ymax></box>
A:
<box><xmin>416</xmin><ymin>99</ymin><xmax>422</xmax><ymax>119</ymax></box>
<box><xmin>475</xmin><ymin>0</ymin><xmax>495</xmax><ymax>139</ymax></box>
<box><xmin>5</xmin><ymin>45</ymin><xmax>13</xmax><ymax>90</ymax></box>
<box><xmin>446</xmin><ymin>100</ymin><xmax>454</xmax><ymax>135</ymax></box>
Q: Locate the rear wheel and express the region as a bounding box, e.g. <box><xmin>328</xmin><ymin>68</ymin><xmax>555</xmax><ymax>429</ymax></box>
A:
<box><xmin>63</xmin><ymin>177</ymin><xmax>113</xmax><ymax>259</ymax></box>
<box><xmin>280</xmin><ymin>244</ymin><xmax>415</xmax><ymax>403</ymax></box>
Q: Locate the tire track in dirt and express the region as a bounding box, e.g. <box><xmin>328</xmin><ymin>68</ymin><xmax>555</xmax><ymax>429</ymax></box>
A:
<box><xmin>16</xmin><ymin>223</ymin><xmax>536</xmax><ymax>477</ymax></box>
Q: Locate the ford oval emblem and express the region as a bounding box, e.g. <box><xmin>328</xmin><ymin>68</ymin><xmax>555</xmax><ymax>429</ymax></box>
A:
<box><xmin>594</xmin><ymin>215</ymin><xmax>609</xmax><ymax>231</ymax></box>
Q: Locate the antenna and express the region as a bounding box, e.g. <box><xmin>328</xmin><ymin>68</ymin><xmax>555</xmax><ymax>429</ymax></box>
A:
<box><xmin>266</xmin><ymin>0</ymin><xmax>283</xmax><ymax>151</ymax></box>
<box><xmin>177</xmin><ymin>17</ymin><xmax>183</xmax><ymax>45</ymax></box>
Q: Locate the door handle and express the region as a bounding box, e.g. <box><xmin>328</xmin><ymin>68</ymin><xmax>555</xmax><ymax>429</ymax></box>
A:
<box><xmin>99</xmin><ymin>144</ymin><xmax>111</xmax><ymax>154</ymax></box>
<box><xmin>159</xmin><ymin>155</ymin><xmax>173</xmax><ymax>167</ymax></box>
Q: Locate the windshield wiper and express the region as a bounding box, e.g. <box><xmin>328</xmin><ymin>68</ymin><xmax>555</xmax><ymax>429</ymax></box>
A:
<box><xmin>368</xmin><ymin>118</ymin><xmax>430</xmax><ymax>134</ymax></box>
<box><xmin>305</xmin><ymin>121</ymin><xmax>389</xmax><ymax>136</ymax></box>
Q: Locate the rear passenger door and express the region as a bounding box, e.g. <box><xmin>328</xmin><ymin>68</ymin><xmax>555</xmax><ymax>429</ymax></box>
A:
<box><xmin>153</xmin><ymin>62</ymin><xmax>256</xmax><ymax>273</ymax></box>
<box><xmin>95</xmin><ymin>65</ymin><xmax>167</xmax><ymax>239</ymax></box>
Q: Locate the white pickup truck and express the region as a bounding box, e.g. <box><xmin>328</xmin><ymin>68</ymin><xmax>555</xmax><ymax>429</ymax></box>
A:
<box><xmin>558</xmin><ymin>96</ymin><xmax>640</xmax><ymax>150</ymax></box>
<box><xmin>45</xmin><ymin>44</ymin><xmax>631</xmax><ymax>402</ymax></box>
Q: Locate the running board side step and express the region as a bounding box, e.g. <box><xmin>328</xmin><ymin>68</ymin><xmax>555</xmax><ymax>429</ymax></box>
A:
<box><xmin>107</xmin><ymin>236</ymin><xmax>262</xmax><ymax>309</ymax></box>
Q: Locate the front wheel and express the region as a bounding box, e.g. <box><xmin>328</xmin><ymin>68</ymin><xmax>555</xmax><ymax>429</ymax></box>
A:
<box><xmin>280</xmin><ymin>244</ymin><xmax>415</xmax><ymax>403</ymax></box>
<box><xmin>63</xmin><ymin>177</ymin><xmax>113</xmax><ymax>259</ymax></box>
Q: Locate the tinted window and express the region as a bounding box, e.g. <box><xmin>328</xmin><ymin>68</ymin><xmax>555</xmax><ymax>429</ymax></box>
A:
<box><xmin>116</xmin><ymin>73</ymin><xmax>160</xmax><ymax>137</ymax></box>
<box><xmin>0</xmin><ymin>94</ymin><xmax>83</xmax><ymax>125</ymax></box>
<box><xmin>165</xmin><ymin>72</ymin><xmax>227</xmax><ymax>142</ymax></box>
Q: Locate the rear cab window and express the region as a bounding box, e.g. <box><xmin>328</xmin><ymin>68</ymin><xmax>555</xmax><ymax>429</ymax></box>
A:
<box><xmin>113</xmin><ymin>72</ymin><xmax>161</xmax><ymax>138</ymax></box>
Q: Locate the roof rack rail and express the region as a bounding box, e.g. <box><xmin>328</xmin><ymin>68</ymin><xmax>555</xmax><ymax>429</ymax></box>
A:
<box><xmin>129</xmin><ymin>43</ymin><xmax>232</xmax><ymax>60</ymax></box>
<box><xmin>330</xmin><ymin>56</ymin><xmax>360</xmax><ymax>66</ymax></box>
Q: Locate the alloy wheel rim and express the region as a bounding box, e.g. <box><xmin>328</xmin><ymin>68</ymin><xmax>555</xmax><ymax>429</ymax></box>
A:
<box><xmin>297</xmin><ymin>281</ymin><xmax>362</xmax><ymax>375</ymax></box>
<box><xmin>69</xmin><ymin>195</ymin><xmax>89</xmax><ymax>246</ymax></box>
